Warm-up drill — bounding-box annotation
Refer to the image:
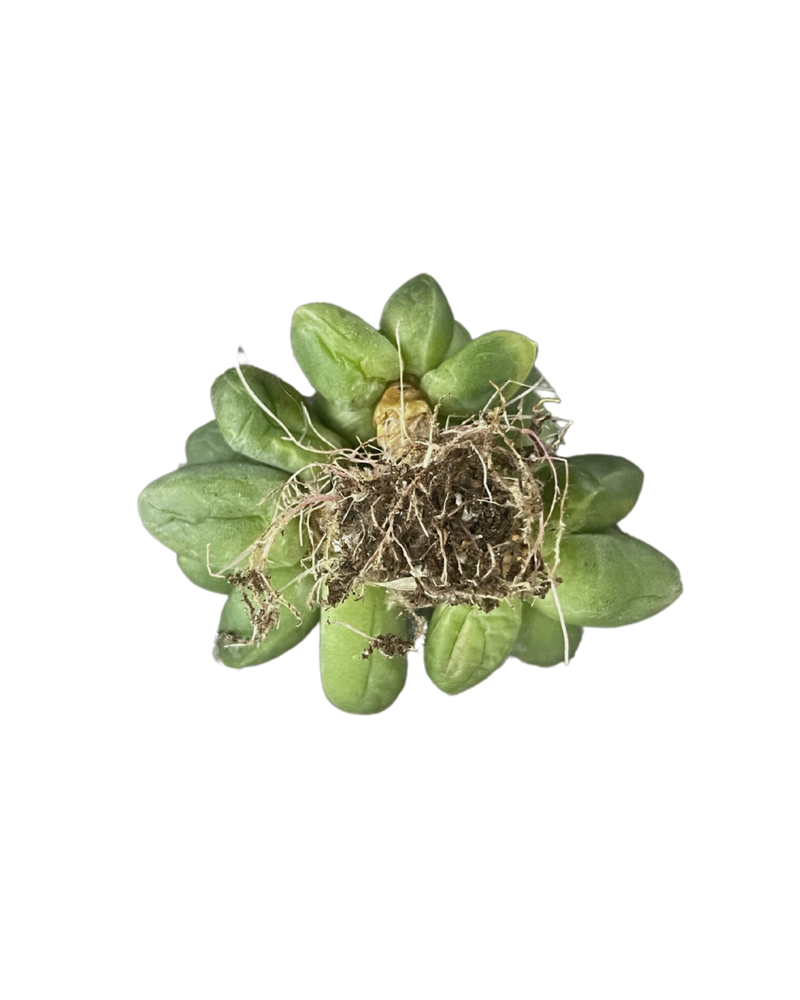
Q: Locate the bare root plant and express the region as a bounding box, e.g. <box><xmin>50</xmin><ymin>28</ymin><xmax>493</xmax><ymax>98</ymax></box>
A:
<box><xmin>215</xmin><ymin>376</ymin><xmax>571</xmax><ymax>655</ymax></box>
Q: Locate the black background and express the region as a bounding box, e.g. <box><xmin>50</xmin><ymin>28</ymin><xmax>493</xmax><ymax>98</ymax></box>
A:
<box><xmin>130</xmin><ymin>247</ymin><xmax>698</xmax><ymax>740</ymax></box>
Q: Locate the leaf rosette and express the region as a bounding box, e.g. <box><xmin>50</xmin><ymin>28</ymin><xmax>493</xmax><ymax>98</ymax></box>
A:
<box><xmin>138</xmin><ymin>274</ymin><xmax>682</xmax><ymax>713</ymax></box>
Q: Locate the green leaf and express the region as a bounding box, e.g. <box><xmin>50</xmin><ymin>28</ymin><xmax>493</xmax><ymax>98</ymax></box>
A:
<box><xmin>512</xmin><ymin>600</ymin><xmax>582</xmax><ymax>666</ymax></box>
<box><xmin>310</xmin><ymin>392</ymin><xmax>376</xmax><ymax>446</ymax></box>
<box><xmin>211</xmin><ymin>366</ymin><xmax>343</xmax><ymax>475</ymax></box>
<box><xmin>505</xmin><ymin>365</ymin><xmax>562</xmax><ymax>450</ymax></box>
<box><xmin>138</xmin><ymin>462</ymin><xmax>304</xmax><ymax>574</ymax></box>
<box><xmin>291</xmin><ymin>303</ymin><xmax>401</xmax><ymax>410</ymax></box>
<box><xmin>541</xmin><ymin>454</ymin><xmax>644</xmax><ymax>533</ymax></box>
<box><xmin>379</xmin><ymin>273</ymin><xmax>454</xmax><ymax>377</ymax></box>
<box><xmin>420</xmin><ymin>330</ymin><xmax>537</xmax><ymax>418</ymax></box>
<box><xmin>319</xmin><ymin>587</ymin><xmax>408</xmax><ymax>715</ymax></box>
<box><xmin>538</xmin><ymin>421</ymin><xmax>562</xmax><ymax>449</ymax></box>
<box><xmin>514</xmin><ymin>366</ymin><xmax>559</xmax><ymax>416</ymax></box>
<box><xmin>424</xmin><ymin>600</ymin><xmax>522</xmax><ymax>695</ymax></box>
<box><xmin>185</xmin><ymin>419</ymin><xmax>262</xmax><ymax>466</ymax></box>
<box><xmin>538</xmin><ymin>529</ymin><xmax>682</xmax><ymax>627</ymax></box>
<box><xmin>442</xmin><ymin>320</ymin><xmax>471</xmax><ymax>360</ymax></box>
<box><xmin>177</xmin><ymin>553</ymin><xmax>233</xmax><ymax>593</ymax></box>
<box><xmin>215</xmin><ymin>565</ymin><xmax>319</xmax><ymax>668</ymax></box>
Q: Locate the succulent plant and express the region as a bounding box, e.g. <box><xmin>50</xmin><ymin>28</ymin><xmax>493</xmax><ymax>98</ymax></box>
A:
<box><xmin>138</xmin><ymin>274</ymin><xmax>682</xmax><ymax>713</ymax></box>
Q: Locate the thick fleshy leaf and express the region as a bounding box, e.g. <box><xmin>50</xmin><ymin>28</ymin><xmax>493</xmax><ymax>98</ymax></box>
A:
<box><xmin>138</xmin><ymin>462</ymin><xmax>304</xmax><ymax>574</ymax></box>
<box><xmin>215</xmin><ymin>565</ymin><xmax>319</xmax><ymax>668</ymax></box>
<box><xmin>185</xmin><ymin>420</ymin><xmax>260</xmax><ymax>466</ymax></box>
<box><xmin>512</xmin><ymin>600</ymin><xmax>582</xmax><ymax>666</ymax></box>
<box><xmin>420</xmin><ymin>330</ymin><xmax>537</xmax><ymax>418</ymax></box>
<box><xmin>310</xmin><ymin>392</ymin><xmax>376</xmax><ymax>446</ymax></box>
<box><xmin>537</xmin><ymin>420</ymin><xmax>562</xmax><ymax>449</ymax></box>
<box><xmin>541</xmin><ymin>454</ymin><xmax>644</xmax><ymax>533</ymax></box>
<box><xmin>319</xmin><ymin>587</ymin><xmax>408</xmax><ymax>715</ymax></box>
<box><xmin>442</xmin><ymin>320</ymin><xmax>471</xmax><ymax>360</ymax></box>
<box><xmin>379</xmin><ymin>273</ymin><xmax>454</xmax><ymax>377</ymax></box>
<box><xmin>291</xmin><ymin>303</ymin><xmax>401</xmax><ymax>409</ymax></box>
<box><xmin>514</xmin><ymin>366</ymin><xmax>559</xmax><ymax>415</ymax></box>
<box><xmin>505</xmin><ymin>365</ymin><xmax>562</xmax><ymax>449</ymax></box>
<box><xmin>177</xmin><ymin>553</ymin><xmax>233</xmax><ymax>593</ymax></box>
<box><xmin>211</xmin><ymin>366</ymin><xmax>342</xmax><ymax>474</ymax></box>
<box><xmin>538</xmin><ymin>529</ymin><xmax>682</xmax><ymax>627</ymax></box>
<box><xmin>424</xmin><ymin>600</ymin><xmax>522</xmax><ymax>695</ymax></box>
